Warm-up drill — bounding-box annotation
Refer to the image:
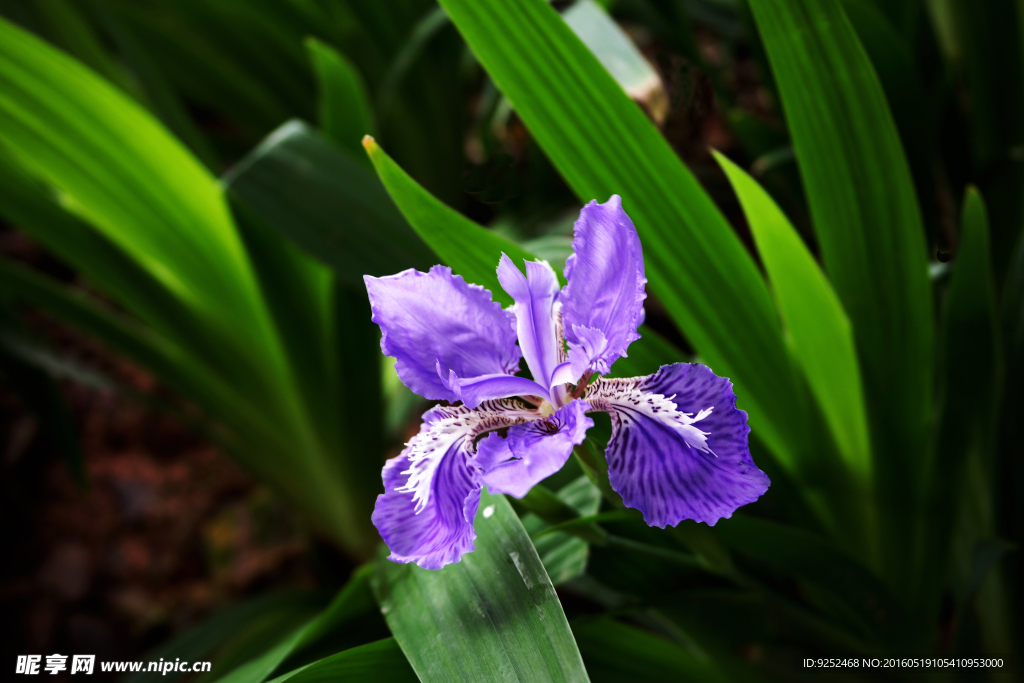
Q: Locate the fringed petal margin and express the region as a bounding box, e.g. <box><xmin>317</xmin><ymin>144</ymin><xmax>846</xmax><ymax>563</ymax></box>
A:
<box><xmin>560</xmin><ymin>195</ymin><xmax>647</xmax><ymax>375</ymax></box>
<box><xmin>371</xmin><ymin>400</ymin><xmax>535</xmax><ymax>569</ymax></box>
<box><xmin>586</xmin><ymin>364</ymin><xmax>769</xmax><ymax>527</ymax></box>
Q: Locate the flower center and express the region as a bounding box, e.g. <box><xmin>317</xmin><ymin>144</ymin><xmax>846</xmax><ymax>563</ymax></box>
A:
<box><xmin>537</xmin><ymin>399</ymin><xmax>556</xmax><ymax>417</ymax></box>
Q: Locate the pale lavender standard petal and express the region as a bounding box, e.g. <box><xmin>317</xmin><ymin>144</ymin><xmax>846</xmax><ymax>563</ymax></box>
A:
<box><xmin>365</xmin><ymin>266</ymin><xmax>520</xmax><ymax>402</ymax></box>
<box><xmin>561</xmin><ymin>196</ymin><xmax>647</xmax><ymax>375</ymax></box>
<box><xmin>478</xmin><ymin>399</ymin><xmax>593</xmax><ymax>498</ymax></box>
<box><xmin>497</xmin><ymin>255</ymin><xmax>571</xmax><ymax>392</ymax></box>
<box><xmin>586</xmin><ymin>364</ymin><xmax>769</xmax><ymax>527</ymax></box>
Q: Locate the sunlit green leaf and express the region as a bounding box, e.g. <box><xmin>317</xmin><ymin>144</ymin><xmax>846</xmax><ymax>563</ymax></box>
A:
<box><xmin>0</xmin><ymin>17</ymin><xmax>279</xmax><ymax>360</ymax></box>
<box><xmin>714</xmin><ymin>152</ymin><xmax>871</xmax><ymax>482</ymax></box>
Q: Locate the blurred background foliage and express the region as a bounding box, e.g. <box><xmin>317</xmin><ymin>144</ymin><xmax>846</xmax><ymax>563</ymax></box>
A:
<box><xmin>0</xmin><ymin>0</ymin><xmax>1020</xmax><ymax>680</ymax></box>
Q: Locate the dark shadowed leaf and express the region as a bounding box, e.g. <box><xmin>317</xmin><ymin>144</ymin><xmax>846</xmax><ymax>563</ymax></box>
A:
<box><xmin>921</xmin><ymin>188</ymin><xmax>1002</xmax><ymax>619</ymax></box>
<box><xmin>716</xmin><ymin>515</ymin><xmax>908</xmax><ymax>647</ymax></box>
<box><xmin>224</xmin><ymin>121</ymin><xmax>433</xmax><ymax>286</ymax></box>
<box><xmin>305</xmin><ymin>37</ymin><xmax>376</xmax><ymax>158</ymax></box>
<box><xmin>571</xmin><ymin>617</ymin><xmax>730</xmax><ymax>683</ymax></box>
<box><xmin>271</xmin><ymin>639</ymin><xmax>416</xmax><ymax>683</ymax></box>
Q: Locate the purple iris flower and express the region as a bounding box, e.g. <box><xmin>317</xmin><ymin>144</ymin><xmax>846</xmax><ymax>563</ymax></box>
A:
<box><xmin>365</xmin><ymin>196</ymin><xmax>770</xmax><ymax>569</ymax></box>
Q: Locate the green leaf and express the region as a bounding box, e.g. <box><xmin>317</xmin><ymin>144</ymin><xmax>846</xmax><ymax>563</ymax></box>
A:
<box><xmin>372</xmin><ymin>489</ymin><xmax>590</xmax><ymax>683</ymax></box>
<box><xmin>0</xmin><ymin>148</ymin><xmax>237</xmax><ymax>388</ymax></box>
<box><xmin>364</xmin><ymin>136</ymin><xmax>536</xmax><ymax>306</ymax></box>
<box><xmin>947</xmin><ymin>0</ymin><xmax>1024</xmax><ymax>275</ymax></box>
<box><xmin>434</xmin><ymin>0</ymin><xmax>812</xmax><ymax>481</ymax></box>
<box><xmin>272</xmin><ymin>639</ymin><xmax>416</xmax><ymax>683</ymax></box>
<box><xmin>841</xmin><ymin>0</ymin><xmax>935</xmax><ymax>243</ymax></box>
<box><xmin>305</xmin><ymin>37</ymin><xmax>375</xmax><ymax>158</ymax></box>
<box><xmin>214</xmin><ymin>627</ymin><xmax>311</xmax><ymax>683</ymax></box>
<box><xmin>97</xmin><ymin>0</ymin><xmax>302</xmax><ymax>139</ymax></box>
<box><xmin>278</xmin><ymin>565</ymin><xmax>390</xmax><ymax>671</ymax></box>
<box><xmin>747</xmin><ymin>0</ymin><xmax>933</xmax><ymax>590</ymax></box>
<box><xmin>375</xmin><ymin>7</ymin><xmax>450</xmax><ymax>117</ymax></box>
<box><xmin>225</xmin><ymin>121</ymin><xmax>434</xmax><ymax>286</ymax></box>
<box><xmin>20</xmin><ymin>0</ymin><xmax>133</xmax><ymax>92</ymax></box>
<box><xmin>123</xmin><ymin>591</ymin><xmax>326</xmax><ymax>683</ymax></box>
<box><xmin>211</xmin><ymin>567</ymin><xmax>391</xmax><ymax>683</ymax></box>
<box><xmin>521</xmin><ymin>476</ymin><xmax>603</xmax><ymax>584</ymax></box>
<box><xmin>0</xmin><ymin>17</ymin><xmax>281</xmax><ymax>363</ymax></box>
<box><xmin>0</xmin><ymin>16</ymin><xmax>305</xmax><ymax>444</ymax></box>
<box><xmin>227</xmin><ymin>198</ymin><xmax>381</xmax><ymax>560</ymax></box>
<box><xmin>571</xmin><ymin>617</ymin><xmax>730</xmax><ymax>683</ymax></box>
<box><xmin>716</xmin><ymin>515</ymin><xmax>909</xmax><ymax>648</ymax></box>
<box><xmin>713</xmin><ymin>152</ymin><xmax>870</xmax><ymax>481</ymax></box>
<box><xmin>94</xmin><ymin>6</ymin><xmax>219</xmax><ymax>169</ymax></box>
<box><xmin>920</xmin><ymin>188</ymin><xmax>1002</xmax><ymax>615</ymax></box>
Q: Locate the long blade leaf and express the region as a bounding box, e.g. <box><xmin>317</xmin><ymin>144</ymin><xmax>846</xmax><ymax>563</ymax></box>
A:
<box><xmin>747</xmin><ymin>0</ymin><xmax>933</xmax><ymax>591</ymax></box>
<box><xmin>224</xmin><ymin>121</ymin><xmax>434</xmax><ymax>286</ymax></box>
<box><xmin>434</xmin><ymin>0</ymin><xmax>811</xmax><ymax>472</ymax></box>
<box><xmin>713</xmin><ymin>152</ymin><xmax>871</xmax><ymax>482</ymax></box>
<box><xmin>371</xmin><ymin>489</ymin><xmax>590</xmax><ymax>683</ymax></box>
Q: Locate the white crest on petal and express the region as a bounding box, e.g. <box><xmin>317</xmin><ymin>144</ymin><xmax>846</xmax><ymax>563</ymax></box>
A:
<box><xmin>396</xmin><ymin>399</ymin><xmax>537</xmax><ymax>513</ymax></box>
<box><xmin>584</xmin><ymin>376</ymin><xmax>714</xmax><ymax>455</ymax></box>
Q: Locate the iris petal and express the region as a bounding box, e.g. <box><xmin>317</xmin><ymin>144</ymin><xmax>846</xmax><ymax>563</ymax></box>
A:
<box><xmin>561</xmin><ymin>196</ymin><xmax>647</xmax><ymax>375</ymax></box>
<box><xmin>497</xmin><ymin>255</ymin><xmax>573</xmax><ymax>390</ymax></box>
<box><xmin>365</xmin><ymin>266</ymin><xmax>520</xmax><ymax>402</ymax></box>
<box><xmin>444</xmin><ymin>371</ymin><xmax>550</xmax><ymax>409</ymax></box>
<box><xmin>478</xmin><ymin>399</ymin><xmax>593</xmax><ymax>498</ymax></box>
<box><xmin>586</xmin><ymin>364</ymin><xmax>770</xmax><ymax>527</ymax></box>
<box><xmin>373</xmin><ymin>447</ymin><xmax>480</xmax><ymax>570</ymax></box>
<box><xmin>372</xmin><ymin>401</ymin><xmax>535</xmax><ymax>569</ymax></box>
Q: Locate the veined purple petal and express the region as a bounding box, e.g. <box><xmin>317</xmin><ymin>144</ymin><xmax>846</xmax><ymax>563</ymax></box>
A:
<box><xmin>373</xmin><ymin>448</ymin><xmax>480</xmax><ymax>570</ymax></box>
<box><xmin>365</xmin><ymin>266</ymin><xmax>520</xmax><ymax>402</ymax></box>
<box><xmin>561</xmin><ymin>196</ymin><xmax>647</xmax><ymax>375</ymax></box>
<box><xmin>586</xmin><ymin>364</ymin><xmax>769</xmax><ymax>527</ymax></box>
<box><xmin>478</xmin><ymin>399</ymin><xmax>593</xmax><ymax>498</ymax></box>
<box><xmin>444</xmin><ymin>371</ymin><xmax>550</xmax><ymax>409</ymax></box>
<box><xmin>372</xmin><ymin>401</ymin><xmax>535</xmax><ymax>569</ymax></box>
<box><xmin>497</xmin><ymin>255</ymin><xmax>574</xmax><ymax>390</ymax></box>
